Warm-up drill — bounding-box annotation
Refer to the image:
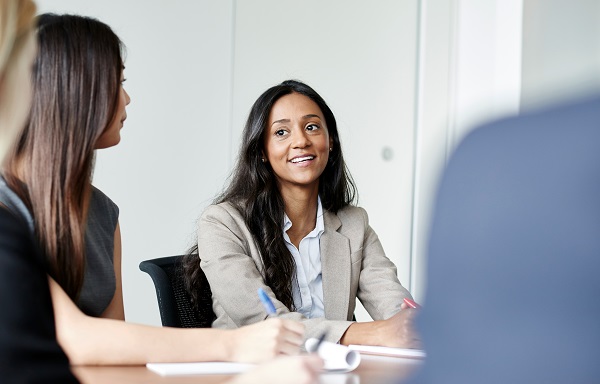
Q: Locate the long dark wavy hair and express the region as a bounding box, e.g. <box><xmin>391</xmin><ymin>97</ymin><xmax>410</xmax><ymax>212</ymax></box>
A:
<box><xmin>4</xmin><ymin>14</ymin><xmax>124</xmax><ymax>300</ymax></box>
<box><xmin>184</xmin><ymin>79</ymin><xmax>357</xmax><ymax>311</ymax></box>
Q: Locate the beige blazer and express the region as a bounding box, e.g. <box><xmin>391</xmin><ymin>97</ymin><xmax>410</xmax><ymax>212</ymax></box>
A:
<box><xmin>197</xmin><ymin>202</ymin><xmax>412</xmax><ymax>342</ymax></box>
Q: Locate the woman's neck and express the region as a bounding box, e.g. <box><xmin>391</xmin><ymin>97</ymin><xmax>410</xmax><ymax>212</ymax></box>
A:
<box><xmin>280</xmin><ymin>185</ymin><xmax>319</xmax><ymax>248</ymax></box>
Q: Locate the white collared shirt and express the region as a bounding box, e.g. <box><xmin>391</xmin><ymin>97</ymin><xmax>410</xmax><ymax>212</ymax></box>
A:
<box><xmin>283</xmin><ymin>197</ymin><xmax>325</xmax><ymax>318</ymax></box>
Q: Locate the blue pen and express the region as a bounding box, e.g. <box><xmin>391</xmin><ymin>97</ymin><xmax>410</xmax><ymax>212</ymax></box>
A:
<box><xmin>257</xmin><ymin>287</ymin><xmax>277</xmax><ymax>315</ymax></box>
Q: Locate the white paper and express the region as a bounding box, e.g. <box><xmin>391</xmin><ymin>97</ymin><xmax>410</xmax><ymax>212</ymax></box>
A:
<box><xmin>305</xmin><ymin>338</ymin><xmax>361</xmax><ymax>372</ymax></box>
<box><xmin>146</xmin><ymin>340</ymin><xmax>364</xmax><ymax>377</ymax></box>
<box><xmin>348</xmin><ymin>344</ymin><xmax>426</xmax><ymax>359</ymax></box>
<box><xmin>146</xmin><ymin>362</ymin><xmax>254</xmax><ymax>376</ymax></box>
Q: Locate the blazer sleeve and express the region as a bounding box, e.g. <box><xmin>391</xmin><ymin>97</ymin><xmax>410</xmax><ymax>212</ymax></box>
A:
<box><xmin>352</xmin><ymin>208</ymin><xmax>413</xmax><ymax>320</ymax></box>
<box><xmin>198</xmin><ymin>204</ymin><xmax>353</xmax><ymax>343</ymax></box>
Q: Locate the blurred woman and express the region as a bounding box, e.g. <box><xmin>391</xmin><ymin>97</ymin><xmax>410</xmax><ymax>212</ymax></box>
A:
<box><xmin>0</xmin><ymin>0</ymin><xmax>76</xmax><ymax>381</ymax></box>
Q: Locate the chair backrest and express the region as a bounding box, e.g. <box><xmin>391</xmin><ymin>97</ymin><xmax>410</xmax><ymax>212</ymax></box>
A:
<box><xmin>139</xmin><ymin>255</ymin><xmax>215</xmax><ymax>328</ymax></box>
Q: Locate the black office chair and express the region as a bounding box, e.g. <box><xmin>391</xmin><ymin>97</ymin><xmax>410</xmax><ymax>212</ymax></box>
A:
<box><xmin>139</xmin><ymin>255</ymin><xmax>215</xmax><ymax>328</ymax></box>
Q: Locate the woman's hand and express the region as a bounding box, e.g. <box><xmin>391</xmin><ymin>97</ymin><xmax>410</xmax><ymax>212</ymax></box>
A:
<box><xmin>376</xmin><ymin>305</ymin><xmax>420</xmax><ymax>348</ymax></box>
<box><xmin>229</xmin><ymin>355</ymin><xmax>323</xmax><ymax>384</ymax></box>
<box><xmin>227</xmin><ymin>318</ymin><xmax>305</xmax><ymax>363</ymax></box>
<box><xmin>340</xmin><ymin>304</ymin><xmax>421</xmax><ymax>348</ymax></box>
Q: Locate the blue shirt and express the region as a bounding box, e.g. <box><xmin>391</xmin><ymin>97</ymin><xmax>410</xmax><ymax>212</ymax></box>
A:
<box><xmin>283</xmin><ymin>198</ymin><xmax>325</xmax><ymax>318</ymax></box>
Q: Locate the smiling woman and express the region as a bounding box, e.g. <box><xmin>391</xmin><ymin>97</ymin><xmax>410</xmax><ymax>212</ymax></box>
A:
<box><xmin>185</xmin><ymin>79</ymin><xmax>420</xmax><ymax>348</ymax></box>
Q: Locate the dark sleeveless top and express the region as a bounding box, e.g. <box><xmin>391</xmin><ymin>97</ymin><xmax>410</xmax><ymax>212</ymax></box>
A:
<box><xmin>0</xmin><ymin>176</ymin><xmax>119</xmax><ymax>317</ymax></box>
<box><xmin>79</xmin><ymin>187</ymin><xmax>119</xmax><ymax>316</ymax></box>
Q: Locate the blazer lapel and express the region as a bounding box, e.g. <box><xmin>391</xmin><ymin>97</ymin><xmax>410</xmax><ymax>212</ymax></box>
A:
<box><xmin>321</xmin><ymin>210</ymin><xmax>351</xmax><ymax>320</ymax></box>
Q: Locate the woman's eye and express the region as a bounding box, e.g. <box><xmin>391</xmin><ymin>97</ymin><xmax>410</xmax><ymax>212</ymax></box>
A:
<box><xmin>275</xmin><ymin>129</ymin><xmax>286</xmax><ymax>136</ymax></box>
<box><xmin>306</xmin><ymin>124</ymin><xmax>319</xmax><ymax>131</ymax></box>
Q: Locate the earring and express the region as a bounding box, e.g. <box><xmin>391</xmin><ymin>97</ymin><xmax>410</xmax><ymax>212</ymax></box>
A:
<box><xmin>261</xmin><ymin>158</ymin><xmax>266</xmax><ymax>163</ymax></box>
<box><xmin>329</xmin><ymin>147</ymin><xmax>333</xmax><ymax>152</ymax></box>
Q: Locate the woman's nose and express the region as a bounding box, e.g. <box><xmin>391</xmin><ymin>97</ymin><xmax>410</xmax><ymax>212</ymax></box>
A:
<box><xmin>291</xmin><ymin>129</ymin><xmax>310</xmax><ymax>148</ymax></box>
<box><xmin>125</xmin><ymin>89</ymin><xmax>131</xmax><ymax>105</ymax></box>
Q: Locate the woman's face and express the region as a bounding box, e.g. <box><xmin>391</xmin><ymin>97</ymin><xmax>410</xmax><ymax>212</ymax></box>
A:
<box><xmin>95</xmin><ymin>69</ymin><xmax>130</xmax><ymax>149</ymax></box>
<box><xmin>264</xmin><ymin>92</ymin><xmax>332</xmax><ymax>193</ymax></box>
<box><xmin>0</xmin><ymin>32</ymin><xmax>37</xmax><ymax>161</ymax></box>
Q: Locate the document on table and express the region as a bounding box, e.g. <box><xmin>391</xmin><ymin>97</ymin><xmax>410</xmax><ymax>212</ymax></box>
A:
<box><xmin>146</xmin><ymin>362</ymin><xmax>254</xmax><ymax>376</ymax></box>
<box><xmin>348</xmin><ymin>345</ymin><xmax>426</xmax><ymax>359</ymax></box>
<box><xmin>147</xmin><ymin>340</ymin><xmax>362</xmax><ymax>376</ymax></box>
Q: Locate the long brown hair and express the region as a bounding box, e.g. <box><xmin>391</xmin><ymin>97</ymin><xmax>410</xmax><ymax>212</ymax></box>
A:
<box><xmin>4</xmin><ymin>14</ymin><xmax>124</xmax><ymax>300</ymax></box>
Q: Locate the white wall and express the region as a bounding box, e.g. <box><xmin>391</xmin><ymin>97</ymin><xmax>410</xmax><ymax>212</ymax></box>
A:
<box><xmin>521</xmin><ymin>0</ymin><xmax>600</xmax><ymax>110</ymax></box>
